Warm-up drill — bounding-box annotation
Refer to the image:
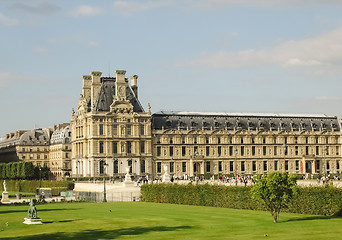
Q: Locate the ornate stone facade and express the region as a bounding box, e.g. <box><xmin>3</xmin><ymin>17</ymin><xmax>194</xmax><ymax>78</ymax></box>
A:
<box><xmin>152</xmin><ymin>112</ymin><xmax>342</xmax><ymax>177</ymax></box>
<box><xmin>71</xmin><ymin>69</ymin><xmax>342</xmax><ymax>179</ymax></box>
<box><xmin>71</xmin><ymin>70</ymin><xmax>152</xmax><ymax>178</ymax></box>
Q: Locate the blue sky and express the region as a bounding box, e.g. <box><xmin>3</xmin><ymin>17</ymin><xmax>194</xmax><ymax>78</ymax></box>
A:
<box><xmin>1</xmin><ymin>0</ymin><xmax>342</xmax><ymax>136</ymax></box>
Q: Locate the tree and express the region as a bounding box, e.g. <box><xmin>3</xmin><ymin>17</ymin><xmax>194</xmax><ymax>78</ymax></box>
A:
<box><xmin>251</xmin><ymin>172</ymin><xmax>297</xmax><ymax>223</ymax></box>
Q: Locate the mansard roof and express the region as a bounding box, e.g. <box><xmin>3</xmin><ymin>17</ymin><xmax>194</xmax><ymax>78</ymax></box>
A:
<box><xmin>50</xmin><ymin>125</ymin><xmax>71</xmax><ymax>145</ymax></box>
<box><xmin>18</xmin><ymin>129</ymin><xmax>51</xmax><ymax>146</ymax></box>
<box><xmin>152</xmin><ymin>111</ymin><xmax>341</xmax><ymax>132</ymax></box>
<box><xmin>93</xmin><ymin>77</ymin><xmax>144</xmax><ymax>112</ymax></box>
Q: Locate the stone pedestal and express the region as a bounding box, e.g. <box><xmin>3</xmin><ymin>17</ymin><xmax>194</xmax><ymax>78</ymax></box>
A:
<box><xmin>23</xmin><ymin>218</ymin><xmax>43</xmax><ymax>225</ymax></box>
<box><xmin>1</xmin><ymin>191</ymin><xmax>10</xmax><ymax>203</ymax></box>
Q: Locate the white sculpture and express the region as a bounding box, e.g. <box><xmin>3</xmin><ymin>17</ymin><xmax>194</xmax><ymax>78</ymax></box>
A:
<box><xmin>3</xmin><ymin>180</ymin><xmax>7</xmax><ymax>192</ymax></box>
<box><xmin>162</xmin><ymin>165</ymin><xmax>171</xmax><ymax>183</ymax></box>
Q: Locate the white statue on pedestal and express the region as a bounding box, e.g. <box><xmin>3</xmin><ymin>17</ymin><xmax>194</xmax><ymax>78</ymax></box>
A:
<box><xmin>162</xmin><ymin>165</ymin><xmax>171</xmax><ymax>183</ymax></box>
<box><xmin>3</xmin><ymin>180</ymin><xmax>7</xmax><ymax>192</ymax></box>
<box><xmin>125</xmin><ymin>167</ymin><xmax>132</xmax><ymax>182</ymax></box>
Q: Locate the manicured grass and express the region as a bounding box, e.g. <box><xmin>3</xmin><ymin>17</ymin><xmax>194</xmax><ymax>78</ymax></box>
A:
<box><xmin>0</xmin><ymin>202</ymin><xmax>341</xmax><ymax>240</ymax></box>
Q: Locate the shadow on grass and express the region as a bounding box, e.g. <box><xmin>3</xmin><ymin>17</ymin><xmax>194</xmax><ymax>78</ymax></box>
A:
<box><xmin>0</xmin><ymin>225</ymin><xmax>192</xmax><ymax>240</ymax></box>
<box><xmin>43</xmin><ymin>219</ymin><xmax>82</xmax><ymax>224</ymax></box>
<box><xmin>284</xmin><ymin>215</ymin><xmax>342</xmax><ymax>222</ymax></box>
<box><xmin>0</xmin><ymin>208</ymin><xmax>80</xmax><ymax>215</ymax></box>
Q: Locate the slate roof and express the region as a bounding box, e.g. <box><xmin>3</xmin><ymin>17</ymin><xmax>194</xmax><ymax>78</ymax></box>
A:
<box><xmin>152</xmin><ymin>111</ymin><xmax>341</xmax><ymax>132</ymax></box>
<box><xmin>93</xmin><ymin>77</ymin><xmax>144</xmax><ymax>112</ymax></box>
<box><xmin>18</xmin><ymin>129</ymin><xmax>50</xmax><ymax>146</ymax></box>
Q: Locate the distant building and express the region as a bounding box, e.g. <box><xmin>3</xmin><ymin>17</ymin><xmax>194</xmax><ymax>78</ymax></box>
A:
<box><xmin>71</xmin><ymin>69</ymin><xmax>342</xmax><ymax>179</ymax></box>
<box><xmin>0</xmin><ymin>124</ymin><xmax>72</xmax><ymax>180</ymax></box>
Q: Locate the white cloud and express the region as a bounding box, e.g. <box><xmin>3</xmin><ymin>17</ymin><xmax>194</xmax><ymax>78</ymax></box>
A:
<box><xmin>183</xmin><ymin>26</ymin><xmax>342</xmax><ymax>77</ymax></box>
<box><xmin>113</xmin><ymin>0</ymin><xmax>342</xmax><ymax>14</ymax></box>
<box><xmin>0</xmin><ymin>13</ymin><xmax>19</xmax><ymax>26</ymax></box>
<box><xmin>88</xmin><ymin>41</ymin><xmax>100</xmax><ymax>47</ymax></box>
<box><xmin>71</xmin><ymin>5</ymin><xmax>103</xmax><ymax>17</ymax></box>
<box><xmin>114</xmin><ymin>0</ymin><xmax>172</xmax><ymax>15</ymax></box>
<box><xmin>33</xmin><ymin>47</ymin><xmax>49</xmax><ymax>55</ymax></box>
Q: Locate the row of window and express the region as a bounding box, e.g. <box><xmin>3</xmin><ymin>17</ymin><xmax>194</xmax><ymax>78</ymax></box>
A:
<box><xmin>99</xmin><ymin>141</ymin><xmax>146</xmax><ymax>154</ymax></box>
<box><xmin>100</xmin><ymin>124</ymin><xmax>146</xmax><ymax>136</ymax></box>
<box><xmin>155</xmin><ymin>160</ymin><xmax>341</xmax><ymax>173</ymax></box>
<box><xmin>156</xmin><ymin>135</ymin><xmax>339</xmax><ymax>145</ymax></box>
<box><xmin>156</xmin><ymin>145</ymin><xmax>339</xmax><ymax>157</ymax></box>
<box><xmin>99</xmin><ymin>159</ymin><xmax>146</xmax><ymax>174</ymax></box>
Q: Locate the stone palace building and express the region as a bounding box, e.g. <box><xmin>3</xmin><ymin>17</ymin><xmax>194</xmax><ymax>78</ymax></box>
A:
<box><xmin>71</xmin><ymin>69</ymin><xmax>342</xmax><ymax>179</ymax></box>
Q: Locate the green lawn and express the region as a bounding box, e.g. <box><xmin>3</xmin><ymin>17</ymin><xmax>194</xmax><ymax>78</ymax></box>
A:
<box><xmin>0</xmin><ymin>202</ymin><xmax>341</xmax><ymax>240</ymax></box>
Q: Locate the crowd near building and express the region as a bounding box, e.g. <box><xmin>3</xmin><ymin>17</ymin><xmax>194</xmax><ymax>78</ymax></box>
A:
<box><xmin>1</xmin><ymin>69</ymin><xmax>342</xmax><ymax>180</ymax></box>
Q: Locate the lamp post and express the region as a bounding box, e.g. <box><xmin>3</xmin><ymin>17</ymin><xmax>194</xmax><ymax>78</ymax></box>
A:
<box><xmin>76</xmin><ymin>160</ymin><xmax>80</xmax><ymax>182</ymax></box>
<box><xmin>323</xmin><ymin>146</ymin><xmax>328</xmax><ymax>176</ymax></box>
<box><xmin>234</xmin><ymin>147</ymin><xmax>238</xmax><ymax>185</ymax></box>
<box><xmin>103</xmin><ymin>162</ymin><xmax>108</xmax><ymax>202</ymax></box>
<box><xmin>282</xmin><ymin>143</ymin><xmax>287</xmax><ymax>172</ymax></box>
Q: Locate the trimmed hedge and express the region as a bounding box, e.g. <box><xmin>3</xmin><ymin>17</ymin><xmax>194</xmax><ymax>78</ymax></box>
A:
<box><xmin>141</xmin><ymin>183</ymin><xmax>342</xmax><ymax>216</ymax></box>
<box><xmin>0</xmin><ymin>180</ymin><xmax>74</xmax><ymax>196</ymax></box>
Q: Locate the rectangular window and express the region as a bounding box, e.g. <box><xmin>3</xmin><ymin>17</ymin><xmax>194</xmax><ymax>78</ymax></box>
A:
<box><xmin>316</xmin><ymin>160</ymin><xmax>320</xmax><ymax>170</ymax></box>
<box><xmin>337</xmin><ymin>161</ymin><xmax>340</xmax><ymax>170</ymax></box>
<box><xmin>306</xmin><ymin>137</ymin><xmax>309</xmax><ymax>144</ymax></box>
<box><xmin>157</xmin><ymin>146</ymin><xmax>161</xmax><ymax>157</ymax></box>
<box><xmin>182</xmin><ymin>162</ymin><xmax>186</xmax><ymax>172</ymax></box>
<box><xmin>127</xmin><ymin>125</ymin><xmax>131</xmax><ymax>135</ymax></box>
<box><xmin>241</xmin><ymin>161</ymin><xmax>245</xmax><ymax>172</ymax></box>
<box><xmin>140</xmin><ymin>141</ymin><xmax>145</xmax><ymax>154</ymax></box>
<box><xmin>296</xmin><ymin>160</ymin><xmax>299</xmax><ymax>171</ymax></box>
<box><xmin>252</xmin><ymin>161</ymin><xmax>256</xmax><ymax>172</ymax></box>
<box><xmin>206</xmin><ymin>146</ymin><xmax>210</xmax><ymax>156</ymax></box>
<box><xmin>157</xmin><ymin>162</ymin><xmax>161</xmax><ymax>173</ymax></box>
<box><xmin>114</xmin><ymin>160</ymin><xmax>118</xmax><ymax>173</ymax></box>
<box><xmin>274</xmin><ymin>146</ymin><xmax>277</xmax><ymax>156</ymax></box>
<box><xmin>218</xmin><ymin>146</ymin><xmax>221</xmax><ymax>156</ymax></box>
<box><xmin>229</xmin><ymin>146</ymin><xmax>233</xmax><ymax>156</ymax></box>
<box><xmin>182</xmin><ymin>146</ymin><xmax>186</xmax><ymax>157</ymax></box>
<box><xmin>295</xmin><ymin>146</ymin><xmax>299</xmax><ymax>156</ymax></box>
<box><xmin>241</xmin><ymin>137</ymin><xmax>244</xmax><ymax>144</ymax></box>
<box><xmin>194</xmin><ymin>136</ymin><xmax>197</xmax><ymax>144</ymax></box>
<box><xmin>113</xmin><ymin>141</ymin><xmax>118</xmax><ymax>154</ymax></box>
<box><xmin>218</xmin><ymin>161</ymin><xmax>222</xmax><ymax>172</ymax></box>
<box><xmin>170</xmin><ymin>136</ymin><xmax>173</xmax><ymax>144</ymax></box>
<box><xmin>170</xmin><ymin>162</ymin><xmax>174</xmax><ymax>173</ymax></box>
<box><xmin>206</xmin><ymin>136</ymin><xmax>209</xmax><ymax>144</ymax></box>
<box><xmin>182</xmin><ymin>136</ymin><xmax>186</xmax><ymax>144</ymax></box>
<box><xmin>229</xmin><ymin>161</ymin><xmax>234</xmax><ymax>172</ymax></box>
<box><xmin>157</xmin><ymin>136</ymin><xmax>161</xmax><ymax>144</ymax></box>
<box><xmin>327</xmin><ymin>161</ymin><xmax>330</xmax><ymax>170</ymax></box>
<box><xmin>285</xmin><ymin>160</ymin><xmax>289</xmax><ymax>171</ymax></box>
<box><xmin>218</xmin><ymin>137</ymin><xmax>221</xmax><ymax>144</ymax></box>
<box><xmin>99</xmin><ymin>141</ymin><xmax>104</xmax><ymax>154</ymax></box>
<box><xmin>252</xmin><ymin>146</ymin><xmax>256</xmax><ymax>156</ymax></box>
<box><xmin>306</xmin><ymin>146</ymin><xmax>309</xmax><ymax>155</ymax></box>
<box><xmin>336</xmin><ymin>146</ymin><xmax>339</xmax><ymax>155</ymax></box>
<box><xmin>99</xmin><ymin>124</ymin><xmax>104</xmax><ymax>135</ymax></box>
<box><xmin>263</xmin><ymin>136</ymin><xmax>266</xmax><ymax>144</ymax></box>
<box><xmin>127</xmin><ymin>141</ymin><xmax>132</xmax><ymax>154</ymax></box>
<box><xmin>140</xmin><ymin>124</ymin><xmax>145</xmax><ymax>135</ymax></box>
<box><xmin>241</xmin><ymin>146</ymin><xmax>244</xmax><ymax>156</ymax></box>
<box><xmin>140</xmin><ymin>160</ymin><xmax>145</xmax><ymax>173</ymax></box>
<box><xmin>113</xmin><ymin>124</ymin><xmax>117</xmax><ymax>135</ymax></box>
<box><xmin>263</xmin><ymin>146</ymin><xmax>267</xmax><ymax>156</ymax></box>
<box><xmin>170</xmin><ymin>146</ymin><xmax>174</xmax><ymax>157</ymax></box>
<box><xmin>274</xmin><ymin>160</ymin><xmax>278</xmax><ymax>171</ymax></box>
<box><xmin>263</xmin><ymin>161</ymin><xmax>267</xmax><ymax>171</ymax></box>
<box><xmin>316</xmin><ymin>146</ymin><xmax>319</xmax><ymax>155</ymax></box>
<box><xmin>206</xmin><ymin>161</ymin><xmax>210</xmax><ymax>173</ymax></box>
<box><xmin>326</xmin><ymin>137</ymin><xmax>329</xmax><ymax>144</ymax></box>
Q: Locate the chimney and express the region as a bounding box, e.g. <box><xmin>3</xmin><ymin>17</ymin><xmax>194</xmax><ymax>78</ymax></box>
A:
<box><xmin>130</xmin><ymin>75</ymin><xmax>138</xmax><ymax>98</ymax></box>
<box><xmin>90</xmin><ymin>71</ymin><xmax>102</xmax><ymax>110</ymax></box>
<box><xmin>82</xmin><ymin>75</ymin><xmax>91</xmax><ymax>102</ymax></box>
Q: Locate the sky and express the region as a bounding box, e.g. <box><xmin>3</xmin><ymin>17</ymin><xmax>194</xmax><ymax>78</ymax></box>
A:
<box><xmin>1</xmin><ymin>0</ymin><xmax>342</xmax><ymax>136</ymax></box>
